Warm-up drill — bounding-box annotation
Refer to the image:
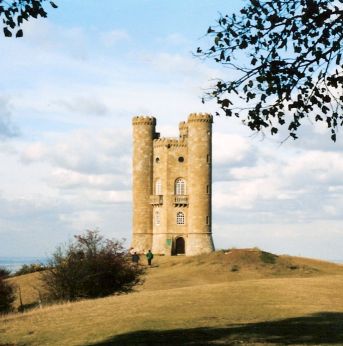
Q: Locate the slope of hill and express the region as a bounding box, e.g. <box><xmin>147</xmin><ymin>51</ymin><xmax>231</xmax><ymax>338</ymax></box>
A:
<box><xmin>1</xmin><ymin>249</ymin><xmax>343</xmax><ymax>345</ymax></box>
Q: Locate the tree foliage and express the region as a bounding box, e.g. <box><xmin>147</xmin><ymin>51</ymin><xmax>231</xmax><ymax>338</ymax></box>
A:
<box><xmin>198</xmin><ymin>0</ymin><xmax>343</xmax><ymax>141</ymax></box>
<box><xmin>41</xmin><ymin>230</ymin><xmax>144</xmax><ymax>301</ymax></box>
<box><xmin>0</xmin><ymin>267</ymin><xmax>11</xmax><ymax>279</ymax></box>
<box><xmin>0</xmin><ymin>0</ymin><xmax>58</xmax><ymax>38</ymax></box>
<box><xmin>0</xmin><ymin>278</ymin><xmax>15</xmax><ymax>313</ymax></box>
<box><xmin>14</xmin><ymin>263</ymin><xmax>46</xmax><ymax>276</ymax></box>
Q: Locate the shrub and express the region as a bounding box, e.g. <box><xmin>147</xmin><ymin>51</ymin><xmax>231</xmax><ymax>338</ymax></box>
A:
<box><xmin>230</xmin><ymin>264</ymin><xmax>240</xmax><ymax>272</ymax></box>
<box><xmin>0</xmin><ymin>278</ymin><xmax>15</xmax><ymax>313</ymax></box>
<box><xmin>14</xmin><ymin>263</ymin><xmax>46</xmax><ymax>276</ymax></box>
<box><xmin>41</xmin><ymin>230</ymin><xmax>144</xmax><ymax>301</ymax></box>
<box><xmin>260</xmin><ymin>251</ymin><xmax>278</xmax><ymax>264</ymax></box>
<box><xmin>0</xmin><ymin>267</ymin><xmax>11</xmax><ymax>279</ymax></box>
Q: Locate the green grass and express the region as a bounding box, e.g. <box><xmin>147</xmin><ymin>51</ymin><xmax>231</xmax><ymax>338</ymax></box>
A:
<box><xmin>1</xmin><ymin>249</ymin><xmax>343</xmax><ymax>345</ymax></box>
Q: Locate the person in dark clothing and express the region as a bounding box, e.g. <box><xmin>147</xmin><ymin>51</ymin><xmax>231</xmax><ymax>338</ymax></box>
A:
<box><xmin>146</xmin><ymin>250</ymin><xmax>154</xmax><ymax>266</ymax></box>
<box><xmin>132</xmin><ymin>252</ymin><xmax>140</xmax><ymax>265</ymax></box>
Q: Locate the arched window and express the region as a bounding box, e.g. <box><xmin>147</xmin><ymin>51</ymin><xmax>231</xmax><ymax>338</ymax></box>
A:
<box><xmin>175</xmin><ymin>178</ymin><xmax>186</xmax><ymax>195</ymax></box>
<box><xmin>155</xmin><ymin>210</ymin><xmax>160</xmax><ymax>226</ymax></box>
<box><xmin>176</xmin><ymin>211</ymin><xmax>185</xmax><ymax>225</ymax></box>
<box><xmin>155</xmin><ymin>179</ymin><xmax>162</xmax><ymax>195</ymax></box>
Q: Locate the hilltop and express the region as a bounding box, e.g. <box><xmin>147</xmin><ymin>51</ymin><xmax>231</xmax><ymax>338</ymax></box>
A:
<box><xmin>1</xmin><ymin>249</ymin><xmax>343</xmax><ymax>345</ymax></box>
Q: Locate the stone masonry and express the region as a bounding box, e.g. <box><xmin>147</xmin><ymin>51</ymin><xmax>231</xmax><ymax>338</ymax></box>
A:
<box><xmin>131</xmin><ymin>113</ymin><xmax>215</xmax><ymax>256</ymax></box>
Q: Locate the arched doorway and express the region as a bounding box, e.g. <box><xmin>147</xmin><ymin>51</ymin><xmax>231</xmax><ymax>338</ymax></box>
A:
<box><xmin>175</xmin><ymin>237</ymin><xmax>185</xmax><ymax>255</ymax></box>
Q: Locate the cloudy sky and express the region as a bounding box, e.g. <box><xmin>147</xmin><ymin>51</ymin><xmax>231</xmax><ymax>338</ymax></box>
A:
<box><xmin>0</xmin><ymin>0</ymin><xmax>342</xmax><ymax>261</ymax></box>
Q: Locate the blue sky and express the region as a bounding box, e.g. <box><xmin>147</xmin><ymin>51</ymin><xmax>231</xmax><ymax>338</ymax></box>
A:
<box><xmin>0</xmin><ymin>0</ymin><xmax>343</xmax><ymax>261</ymax></box>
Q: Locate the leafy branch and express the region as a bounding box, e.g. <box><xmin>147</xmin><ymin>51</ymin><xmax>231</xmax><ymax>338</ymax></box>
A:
<box><xmin>0</xmin><ymin>0</ymin><xmax>57</xmax><ymax>37</ymax></box>
<box><xmin>197</xmin><ymin>0</ymin><xmax>343</xmax><ymax>141</ymax></box>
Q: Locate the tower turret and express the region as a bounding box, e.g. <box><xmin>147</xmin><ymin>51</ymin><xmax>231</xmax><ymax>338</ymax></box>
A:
<box><xmin>131</xmin><ymin>116</ymin><xmax>156</xmax><ymax>253</ymax></box>
<box><xmin>187</xmin><ymin>113</ymin><xmax>215</xmax><ymax>255</ymax></box>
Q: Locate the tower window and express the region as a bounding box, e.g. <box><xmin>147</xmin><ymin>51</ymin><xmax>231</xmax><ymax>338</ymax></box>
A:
<box><xmin>155</xmin><ymin>179</ymin><xmax>162</xmax><ymax>195</ymax></box>
<box><xmin>178</xmin><ymin>156</ymin><xmax>184</xmax><ymax>163</ymax></box>
<box><xmin>206</xmin><ymin>154</ymin><xmax>210</xmax><ymax>163</ymax></box>
<box><xmin>155</xmin><ymin>210</ymin><xmax>160</xmax><ymax>226</ymax></box>
<box><xmin>175</xmin><ymin>178</ymin><xmax>186</xmax><ymax>195</ymax></box>
<box><xmin>155</xmin><ymin>157</ymin><xmax>160</xmax><ymax>163</ymax></box>
<box><xmin>206</xmin><ymin>216</ymin><xmax>210</xmax><ymax>225</ymax></box>
<box><xmin>176</xmin><ymin>212</ymin><xmax>185</xmax><ymax>225</ymax></box>
<box><xmin>206</xmin><ymin>185</ymin><xmax>210</xmax><ymax>194</ymax></box>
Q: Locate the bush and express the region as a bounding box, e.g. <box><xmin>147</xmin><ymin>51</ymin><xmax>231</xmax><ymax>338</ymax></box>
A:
<box><xmin>14</xmin><ymin>263</ymin><xmax>46</xmax><ymax>276</ymax></box>
<box><xmin>41</xmin><ymin>230</ymin><xmax>144</xmax><ymax>301</ymax></box>
<box><xmin>230</xmin><ymin>264</ymin><xmax>240</xmax><ymax>272</ymax></box>
<box><xmin>0</xmin><ymin>278</ymin><xmax>15</xmax><ymax>313</ymax></box>
<box><xmin>0</xmin><ymin>267</ymin><xmax>11</xmax><ymax>279</ymax></box>
<box><xmin>260</xmin><ymin>251</ymin><xmax>278</xmax><ymax>264</ymax></box>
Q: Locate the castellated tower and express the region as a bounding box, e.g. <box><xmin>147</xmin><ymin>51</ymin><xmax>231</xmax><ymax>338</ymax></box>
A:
<box><xmin>131</xmin><ymin>116</ymin><xmax>156</xmax><ymax>253</ymax></box>
<box><xmin>131</xmin><ymin>113</ymin><xmax>215</xmax><ymax>256</ymax></box>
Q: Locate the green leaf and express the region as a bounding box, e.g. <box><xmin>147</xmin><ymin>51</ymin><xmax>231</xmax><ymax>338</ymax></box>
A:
<box><xmin>50</xmin><ymin>2</ymin><xmax>58</xmax><ymax>9</ymax></box>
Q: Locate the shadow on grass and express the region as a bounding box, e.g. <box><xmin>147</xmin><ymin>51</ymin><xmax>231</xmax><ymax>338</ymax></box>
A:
<box><xmin>87</xmin><ymin>312</ymin><xmax>343</xmax><ymax>345</ymax></box>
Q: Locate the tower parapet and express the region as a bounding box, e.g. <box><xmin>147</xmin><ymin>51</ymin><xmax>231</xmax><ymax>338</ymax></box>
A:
<box><xmin>153</xmin><ymin>138</ymin><xmax>187</xmax><ymax>148</ymax></box>
<box><xmin>188</xmin><ymin>113</ymin><xmax>213</xmax><ymax>123</ymax></box>
<box><xmin>179</xmin><ymin>121</ymin><xmax>188</xmax><ymax>139</ymax></box>
<box><xmin>132</xmin><ymin>116</ymin><xmax>156</xmax><ymax>126</ymax></box>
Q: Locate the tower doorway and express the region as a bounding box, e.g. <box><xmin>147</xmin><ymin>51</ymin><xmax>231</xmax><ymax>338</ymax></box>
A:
<box><xmin>175</xmin><ymin>237</ymin><xmax>185</xmax><ymax>255</ymax></box>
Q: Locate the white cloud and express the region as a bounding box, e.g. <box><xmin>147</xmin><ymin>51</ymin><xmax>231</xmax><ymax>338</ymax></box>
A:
<box><xmin>101</xmin><ymin>30</ymin><xmax>130</xmax><ymax>46</ymax></box>
<box><xmin>21</xmin><ymin>129</ymin><xmax>131</xmax><ymax>176</ymax></box>
<box><xmin>57</xmin><ymin>97</ymin><xmax>109</xmax><ymax>117</ymax></box>
<box><xmin>50</xmin><ymin>169</ymin><xmax>129</xmax><ymax>191</ymax></box>
<box><xmin>0</xmin><ymin>97</ymin><xmax>19</xmax><ymax>139</ymax></box>
<box><xmin>140</xmin><ymin>52</ymin><xmax>221</xmax><ymax>83</ymax></box>
<box><xmin>213</xmin><ymin>133</ymin><xmax>252</xmax><ymax>165</ymax></box>
<box><xmin>157</xmin><ymin>33</ymin><xmax>190</xmax><ymax>46</ymax></box>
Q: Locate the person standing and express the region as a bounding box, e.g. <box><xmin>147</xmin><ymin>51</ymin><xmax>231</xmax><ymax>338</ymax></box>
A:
<box><xmin>146</xmin><ymin>250</ymin><xmax>154</xmax><ymax>266</ymax></box>
<box><xmin>132</xmin><ymin>252</ymin><xmax>140</xmax><ymax>265</ymax></box>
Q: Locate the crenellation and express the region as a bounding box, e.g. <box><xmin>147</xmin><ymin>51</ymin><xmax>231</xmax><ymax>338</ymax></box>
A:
<box><xmin>132</xmin><ymin>116</ymin><xmax>156</xmax><ymax>126</ymax></box>
<box><xmin>153</xmin><ymin>138</ymin><xmax>187</xmax><ymax>148</ymax></box>
<box><xmin>188</xmin><ymin>113</ymin><xmax>213</xmax><ymax>123</ymax></box>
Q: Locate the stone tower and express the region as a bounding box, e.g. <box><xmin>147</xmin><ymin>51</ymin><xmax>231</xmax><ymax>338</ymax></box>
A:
<box><xmin>131</xmin><ymin>113</ymin><xmax>214</xmax><ymax>256</ymax></box>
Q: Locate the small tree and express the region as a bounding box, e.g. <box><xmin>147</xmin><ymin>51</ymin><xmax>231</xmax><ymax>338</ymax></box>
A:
<box><xmin>0</xmin><ymin>278</ymin><xmax>15</xmax><ymax>313</ymax></box>
<box><xmin>0</xmin><ymin>267</ymin><xmax>11</xmax><ymax>279</ymax></box>
<box><xmin>41</xmin><ymin>230</ymin><xmax>143</xmax><ymax>301</ymax></box>
<box><xmin>14</xmin><ymin>263</ymin><xmax>46</xmax><ymax>276</ymax></box>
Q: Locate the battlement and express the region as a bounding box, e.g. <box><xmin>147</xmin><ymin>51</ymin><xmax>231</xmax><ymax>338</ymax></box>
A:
<box><xmin>132</xmin><ymin>116</ymin><xmax>156</xmax><ymax>126</ymax></box>
<box><xmin>179</xmin><ymin>121</ymin><xmax>187</xmax><ymax>129</ymax></box>
<box><xmin>188</xmin><ymin>113</ymin><xmax>213</xmax><ymax>123</ymax></box>
<box><xmin>153</xmin><ymin>137</ymin><xmax>187</xmax><ymax>148</ymax></box>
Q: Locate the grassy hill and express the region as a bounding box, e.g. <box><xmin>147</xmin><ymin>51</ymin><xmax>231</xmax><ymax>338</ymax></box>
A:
<box><xmin>1</xmin><ymin>249</ymin><xmax>343</xmax><ymax>345</ymax></box>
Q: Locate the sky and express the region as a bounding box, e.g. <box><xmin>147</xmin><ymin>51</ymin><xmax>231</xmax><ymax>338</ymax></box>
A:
<box><xmin>0</xmin><ymin>0</ymin><xmax>342</xmax><ymax>261</ymax></box>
